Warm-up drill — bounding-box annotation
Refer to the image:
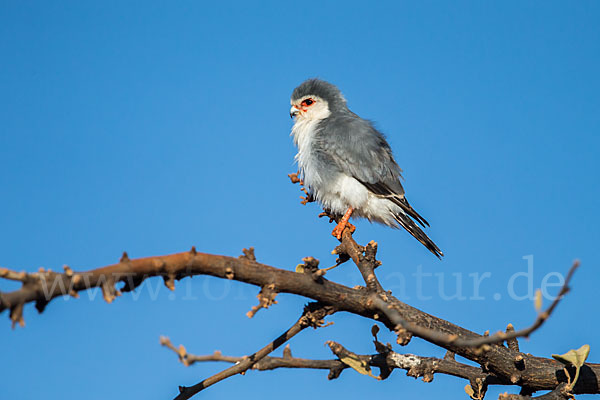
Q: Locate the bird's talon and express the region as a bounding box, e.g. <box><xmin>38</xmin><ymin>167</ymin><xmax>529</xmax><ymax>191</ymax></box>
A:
<box><xmin>331</xmin><ymin>226</ymin><xmax>343</xmax><ymax>240</ymax></box>
<box><xmin>347</xmin><ymin>222</ymin><xmax>356</xmax><ymax>234</ymax></box>
<box><xmin>331</xmin><ymin>221</ymin><xmax>355</xmax><ymax>240</ymax></box>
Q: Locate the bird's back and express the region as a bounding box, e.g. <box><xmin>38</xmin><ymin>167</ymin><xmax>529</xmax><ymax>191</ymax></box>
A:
<box><xmin>315</xmin><ymin>113</ymin><xmax>405</xmax><ymax>195</ymax></box>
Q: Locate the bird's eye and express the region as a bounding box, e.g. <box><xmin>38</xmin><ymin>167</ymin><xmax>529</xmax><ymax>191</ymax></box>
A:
<box><xmin>301</xmin><ymin>98</ymin><xmax>314</xmax><ymax>107</ymax></box>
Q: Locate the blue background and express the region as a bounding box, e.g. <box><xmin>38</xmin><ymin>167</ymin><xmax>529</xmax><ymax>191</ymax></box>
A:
<box><xmin>1</xmin><ymin>1</ymin><xmax>599</xmax><ymax>399</ymax></box>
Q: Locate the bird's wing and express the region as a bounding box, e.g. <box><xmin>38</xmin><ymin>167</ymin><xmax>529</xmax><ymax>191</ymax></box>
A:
<box><xmin>317</xmin><ymin>115</ymin><xmax>430</xmax><ymax>227</ymax></box>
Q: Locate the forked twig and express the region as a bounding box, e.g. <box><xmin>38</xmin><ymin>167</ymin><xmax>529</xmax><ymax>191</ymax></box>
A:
<box><xmin>173</xmin><ymin>303</ymin><xmax>334</xmax><ymax>400</ymax></box>
<box><xmin>373</xmin><ymin>261</ymin><xmax>580</xmax><ymax>348</ymax></box>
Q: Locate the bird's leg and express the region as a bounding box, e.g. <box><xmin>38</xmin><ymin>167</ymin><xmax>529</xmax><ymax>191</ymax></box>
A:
<box><xmin>331</xmin><ymin>207</ymin><xmax>356</xmax><ymax>240</ymax></box>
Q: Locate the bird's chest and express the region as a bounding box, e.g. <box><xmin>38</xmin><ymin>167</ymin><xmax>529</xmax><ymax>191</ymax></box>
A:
<box><xmin>291</xmin><ymin>119</ymin><xmax>322</xmax><ymax>188</ymax></box>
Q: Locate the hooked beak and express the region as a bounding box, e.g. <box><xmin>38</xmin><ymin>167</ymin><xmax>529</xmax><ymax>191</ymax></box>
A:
<box><xmin>290</xmin><ymin>105</ymin><xmax>300</xmax><ymax>119</ymax></box>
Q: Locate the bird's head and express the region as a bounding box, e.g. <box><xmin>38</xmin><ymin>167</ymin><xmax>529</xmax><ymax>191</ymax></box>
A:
<box><xmin>290</xmin><ymin>79</ymin><xmax>347</xmax><ymax>122</ymax></box>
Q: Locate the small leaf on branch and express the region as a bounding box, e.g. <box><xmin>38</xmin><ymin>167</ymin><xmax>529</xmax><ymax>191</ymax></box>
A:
<box><xmin>339</xmin><ymin>352</ymin><xmax>380</xmax><ymax>380</ymax></box>
<box><xmin>552</xmin><ymin>344</ymin><xmax>590</xmax><ymax>368</ymax></box>
<box><xmin>552</xmin><ymin>344</ymin><xmax>590</xmax><ymax>389</ymax></box>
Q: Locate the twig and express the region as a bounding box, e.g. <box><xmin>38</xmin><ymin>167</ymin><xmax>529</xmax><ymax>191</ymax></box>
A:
<box><xmin>372</xmin><ymin>260</ymin><xmax>580</xmax><ymax>348</ymax></box>
<box><xmin>499</xmin><ymin>383</ymin><xmax>573</xmax><ymax>400</ymax></box>
<box><xmin>162</xmin><ymin>336</ymin><xmax>505</xmax><ymax>388</ymax></box>
<box><xmin>160</xmin><ymin>337</ymin><xmax>340</xmax><ymax>371</ymax></box>
<box><xmin>336</xmin><ymin>231</ymin><xmax>384</xmax><ymax>292</ymax></box>
<box><xmin>0</xmin><ymin>267</ymin><xmax>28</xmax><ymax>282</ymax></box>
<box><xmin>173</xmin><ymin>302</ymin><xmax>335</xmax><ymax>400</ymax></box>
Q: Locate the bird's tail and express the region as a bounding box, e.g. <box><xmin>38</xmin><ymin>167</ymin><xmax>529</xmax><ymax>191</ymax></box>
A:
<box><xmin>393</xmin><ymin>211</ymin><xmax>444</xmax><ymax>259</ymax></box>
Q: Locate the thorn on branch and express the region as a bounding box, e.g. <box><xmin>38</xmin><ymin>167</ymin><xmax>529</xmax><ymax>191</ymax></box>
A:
<box><xmin>444</xmin><ymin>350</ymin><xmax>456</xmax><ymax>361</ymax></box>
<box><xmin>163</xmin><ymin>274</ymin><xmax>176</xmax><ymax>291</ymax></box>
<box><xmin>514</xmin><ymin>354</ymin><xmax>526</xmax><ymax>370</ymax></box>
<box><xmin>239</xmin><ymin>247</ymin><xmax>256</xmax><ymax>262</ymax></box>
<box><xmin>506</xmin><ymin>323</ymin><xmax>520</xmax><ymax>352</ymax></box>
<box><xmin>100</xmin><ymin>276</ymin><xmax>120</xmax><ymax>304</ymax></box>
<box><xmin>63</xmin><ymin>265</ymin><xmax>74</xmax><ymax>277</ymax></box>
<box><xmin>10</xmin><ymin>302</ymin><xmax>25</xmax><ymax>329</ymax></box>
<box><xmin>328</xmin><ymin>364</ymin><xmax>345</xmax><ymax>380</ymax></box>
<box><xmin>283</xmin><ymin>344</ymin><xmax>292</xmax><ymax>359</ymax></box>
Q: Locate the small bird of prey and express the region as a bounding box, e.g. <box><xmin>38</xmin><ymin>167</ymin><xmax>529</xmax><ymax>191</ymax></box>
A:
<box><xmin>290</xmin><ymin>79</ymin><xmax>443</xmax><ymax>258</ymax></box>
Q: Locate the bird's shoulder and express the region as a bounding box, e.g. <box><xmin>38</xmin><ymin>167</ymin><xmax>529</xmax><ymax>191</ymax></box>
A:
<box><xmin>314</xmin><ymin>113</ymin><xmax>403</xmax><ymax>188</ymax></box>
<box><xmin>317</xmin><ymin>113</ymin><xmax>376</xmax><ymax>141</ymax></box>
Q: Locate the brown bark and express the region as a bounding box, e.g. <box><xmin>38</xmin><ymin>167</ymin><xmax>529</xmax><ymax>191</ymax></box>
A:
<box><xmin>0</xmin><ymin>235</ymin><xmax>594</xmax><ymax>397</ymax></box>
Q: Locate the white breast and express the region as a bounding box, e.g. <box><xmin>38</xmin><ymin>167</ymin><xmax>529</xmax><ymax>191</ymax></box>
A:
<box><xmin>291</xmin><ymin>118</ymin><xmax>322</xmax><ymax>189</ymax></box>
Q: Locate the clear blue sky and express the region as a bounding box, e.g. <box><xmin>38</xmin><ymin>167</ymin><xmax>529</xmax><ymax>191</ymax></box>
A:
<box><xmin>1</xmin><ymin>2</ymin><xmax>599</xmax><ymax>399</ymax></box>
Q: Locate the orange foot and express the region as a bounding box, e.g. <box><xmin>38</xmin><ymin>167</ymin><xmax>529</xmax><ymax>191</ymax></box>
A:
<box><xmin>331</xmin><ymin>221</ymin><xmax>356</xmax><ymax>240</ymax></box>
<box><xmin>331</xmin><ymin>207</ymin><xmax>355</xmax><ymax>240</ymax></box>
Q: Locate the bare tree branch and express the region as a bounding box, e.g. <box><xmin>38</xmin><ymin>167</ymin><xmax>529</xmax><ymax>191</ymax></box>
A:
<box><xmin>336</xmin><ymin>232</ymin><xmax>384</xmax><ymax>292</ymax></box>
<box><xmin>173</xmin><ymin>302</ymin><xmax>335</xmax><ymax>400</ymax></box>
<box><xmin>372</xmin><ymin>260</ymin><xmax>579</xmax><ymax>349</ymax></box>
<box><xmin>0</xmin><ymin>237</ymin><xmax>596</xmax><ymax>395</ymax></box>
<box><xmin>161</xmin><ymin>335</ymin><xmax>507</xmax><ymax>392</ymax></box>
<box><xmin>160</xmin><ymin>337</ymin><xmax>341</xmax><ymax>373</ymax></box>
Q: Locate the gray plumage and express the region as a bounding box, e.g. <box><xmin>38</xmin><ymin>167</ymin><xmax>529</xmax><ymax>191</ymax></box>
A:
<box><xmin>290</xmin><ymin>78</ymin><xmax>443</xmax><ymax>258</ymax></box>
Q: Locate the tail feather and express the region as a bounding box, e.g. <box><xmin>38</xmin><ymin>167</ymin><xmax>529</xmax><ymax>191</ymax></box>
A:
<box><xmin>393</xmin><ymin>197</ymin><xmax>430</xmax><ymax>228</ymax></box>
<box><xmin>393</xmin><ymin>212</ymin><xmax>443</xmax><ymax>259</ymax></box>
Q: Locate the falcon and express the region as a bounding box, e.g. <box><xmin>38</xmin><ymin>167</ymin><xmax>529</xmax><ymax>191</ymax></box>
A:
<box><xmin>289</xmin><ymin>78</ymin><xmax>443</xmax><ymax>258</ymax></box>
